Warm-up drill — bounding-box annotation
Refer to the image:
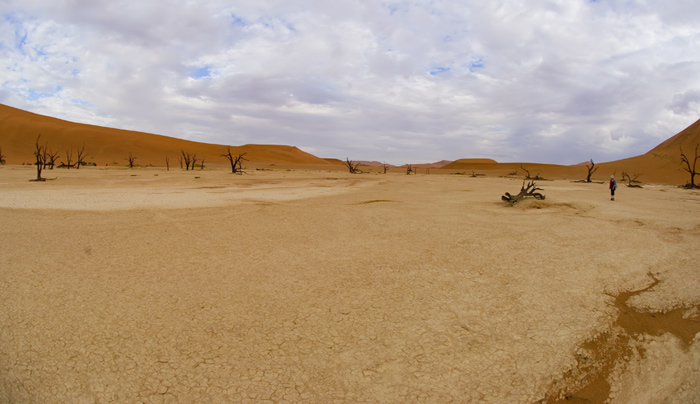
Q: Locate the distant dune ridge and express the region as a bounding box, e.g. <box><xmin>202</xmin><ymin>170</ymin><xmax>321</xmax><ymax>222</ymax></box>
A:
<box><xmin>1</xmin><ymin>103</ymin><xmax>699</xmax><ymax>184</ymax></box>
<box><xmin>0</xmin><ymin>104</ymin><xmax>332</xmax><ymax>169</ymax></box>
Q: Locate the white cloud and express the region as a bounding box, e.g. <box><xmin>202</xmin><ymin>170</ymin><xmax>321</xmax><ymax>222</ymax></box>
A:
<box><xmin>1</xmin><ymin>0</ymin><xmax>700</xmax><ymax>164</ymax></box>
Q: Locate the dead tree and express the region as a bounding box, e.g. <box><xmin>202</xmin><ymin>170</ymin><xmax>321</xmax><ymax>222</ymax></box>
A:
<box><xmin>200</xmin><ymin>158</ymin><xmax>205</xmax><ymax>170</ymax></box>
<box><xmin>126</xmin><ymin>153</ymin><xmax>137</xmax><ymax>168</ymax></box>
<box><xmin>178</xmin><ymin>155</ymin><xmax>183</xmax><ymax>169</ymax></box>
<box><xmin>382</xmin><ymin>162</ymin><xmax>390</xmax><ymax>174</ymax></box>
<box><xmin>585</xmin><ymin>159</ymin><xmax>598</xmax><ymax>183</ymax></box>
<box><xmin>75</xmin><ymin>144</ymin><xmax>87</xmax><ymax>169</ymax></box>
<box><xmin>0</xmin><ymin>146</ymin><xmax>5</xmax><ymax>165</ymax></box>
<box><xmin>621</xmin><ymin>172</ymin><xmax>643</xmax><ymax>188</ymax></box>
<box><xmin>680</xmin><ymin>144</ymin><xmax>699</xmax><ymax>189</ymax></box>
<box><xmin>165</xmin><ymin>156</ymin><xmax>170</xmax><ymax>171</ymax></box>
<box><xmin>222</xmin><ymin>147</ymin><xmax>247</xmax><ymax>174</ymax></box>
<box><xmin>32</xmin><ymin>135</ymin><xmax>46</xmax><ymax>181</ymax></box>
<box><xmin>406</xmin><ymin>164</ymin><xmax>413</xmax><ymax>175</ymax></box>
<box><xmin>343</xmin><ymin>158</ymin><xmax>362</xmax><ymax>174</ymax></box>
<box><xmin>519</xmin><ymin>166</ymin><xmax>543</xmax><ymax>180</ymax></box>
<box><xmin>501</xmin><ymin>180</ymin><xmax>545</xmax><ymax>205</ymax></box>
<box><xmin>46</xmin><ymin>148</ymin><xmax>60</xmax><ymax>169</ymax></box>
<box><xmin>520</xmin><ymin>165</ymin><xmax>531</xmax><ymax>179</ymax></box>
<box><xmin>181</xmin><ymin>150</ymin><xmax>198</xmax><ymax>170</ymax></box>
<box><xmin>62</xmin><ymin>149</ymin><xmax>74</xmax><ymax>169</ymax></box>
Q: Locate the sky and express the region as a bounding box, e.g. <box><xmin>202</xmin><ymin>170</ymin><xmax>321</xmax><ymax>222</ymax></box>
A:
<box><xmin>1</xmin><ymin>0</ymin><xmax>700</xmax><ymax>165</ymax></box>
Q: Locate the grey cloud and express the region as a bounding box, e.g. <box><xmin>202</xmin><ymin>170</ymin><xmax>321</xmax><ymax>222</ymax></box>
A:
<box><xmin>1</xmin><ymin>0</ymin><xmax>700</xmax><ymax>165</ymax></box>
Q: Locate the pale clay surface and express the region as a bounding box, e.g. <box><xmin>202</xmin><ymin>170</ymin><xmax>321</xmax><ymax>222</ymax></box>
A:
<box><xmin>1</xmin><ymin>167</ymin><xmax>699</xmax><ymax>403</ymax></box>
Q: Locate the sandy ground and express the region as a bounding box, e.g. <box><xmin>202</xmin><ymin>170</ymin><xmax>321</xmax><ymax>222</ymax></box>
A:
<box><xmin>1</xmin><ymin>165</ymin><xmax>699</xmax><ymax>403</ymax></box>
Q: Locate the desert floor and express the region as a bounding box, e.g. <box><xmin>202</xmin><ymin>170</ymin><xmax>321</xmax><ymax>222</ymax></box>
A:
<box><xmin>1</xmin><ymin>166</ymin><xmax>699</xmax><ymax>403</ymax></box>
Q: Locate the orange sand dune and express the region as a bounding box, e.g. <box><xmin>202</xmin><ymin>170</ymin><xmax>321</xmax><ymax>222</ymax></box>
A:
<box><xmin>0</xmin><ymin>104</ymin><xmax>334</xmax><ymax>168</ymax></box>
<box><xmin>2</xmin><ymin>104</ymin><xmax>698</xmax><ymax>184</ymax></box>
<box><xmin>441</xmin><ymin>119</ymin><xmax>700</xmax><ymax>185</ymax></box>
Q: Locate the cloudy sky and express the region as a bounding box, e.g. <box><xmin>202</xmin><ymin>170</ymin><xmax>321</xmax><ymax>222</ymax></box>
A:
<box><xmin>2</xmin><ymin>0</ymin><xmax>699</xmax><ymax>164</ymax></box>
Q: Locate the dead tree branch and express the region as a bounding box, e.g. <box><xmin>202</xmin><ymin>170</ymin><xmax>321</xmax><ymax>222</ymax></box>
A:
<box><xmin>585</xmin><ymin>159</ymin><xmax>598</xmax><ymax>183</ymax></box>
<box><xmin>520</xmin><ymin>165</ymin><xmax>530</xmax><ymax>179</ymax></box>
<box><xmin>343</xmin><ymin>158</ymin><xmax>363</xmax><ymax>174</ymax></box>
<box><xmin>680</xmin><ymin>145</ymin><xmax>700</xmax><ymax>189</ymax></box>
<box><xmin>181</xmin><ymin>150</ymin><xmax>193</xmax><ymax>170</ymax></box>
<box><xmin>75</xmin><ymin>143</ymin><xmax>87</xmax><ymax>169</ymax></box>
<box><xmin>46</xmin><ymin>148</ymin><xmax>60</xmax><ymax>169</ymax></box>
<box><xmin>622</xmin><ymin>172</ymin><xmax>643</xmax><ymax>188</ymax></box>
<box><xmin>502</xmin><ymin>180</ymin><xmax>545</xmax><ymax>205</ymax></box>
<box><xmin>32</xmin><ymin>135</ymin><xmax>46</xmax><ymax>181</ymax></box>
<box><xmin>126</xmin><ymin>152</ymin><xmax>137</xmax><ymax>168</ymax></box>
<box><xmin>61</xmin><ymin>149</ymin><xmax>74</xmax><ymax>169</ymax></box>
<box><xmin>222</xmin><ymin>147</ymin><xmax>248</xmax><ymax>174</ymax></box>
<box><xmin>406</xmin><ymin>164</ymin><xmax>413</xmax><ymax>175</ymax></box>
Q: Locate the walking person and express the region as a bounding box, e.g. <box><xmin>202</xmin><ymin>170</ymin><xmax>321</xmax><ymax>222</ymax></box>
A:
<box><xmin>609</xmin><ymin>175</ymin><xmax>617</xmax><ymax>201</ymax></box>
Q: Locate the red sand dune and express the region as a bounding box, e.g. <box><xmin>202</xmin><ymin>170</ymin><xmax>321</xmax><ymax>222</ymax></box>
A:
<box><xmin>0</xmin><ymin>104</ymin><xmax>333</xmax><ymax>168</ymax></box>
<box><xmin>1</xmin><ymin>103</ymin><xmax>698</xmax><ymax>184</ymax></box>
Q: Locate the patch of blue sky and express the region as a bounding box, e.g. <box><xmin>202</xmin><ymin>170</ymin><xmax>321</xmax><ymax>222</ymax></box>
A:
<box><xmin>230</xmin><ymin>13</ymin><xmax>247</xmax><ymax>27</ymax></box>
<box><xmin>26</xmin><ymin>88</ymin><xmax>52</xmax><ymax>101</ymax></box>
<box><xmin>468</xmin><ymin>57</ymin><xmax>485</xmax><ymax>72</ymax></box>
<box><xmin>190</xmin><ymin>65</ymin><xmax>212</xmax><ymax>79</ymax></box>
<box><xmin>429</xmin><ymin>66</ymin><xmax>450</xmax><ymax>76</ymax></box>
<box><xmin>24</xmin><ymin>85</ymin><xmax>62</xmax><ymax>101</ymax></box>
<box><xmin>70</xmin><ymin>98</ymin><xmax>93</xmax><ymax>107</ymax></box>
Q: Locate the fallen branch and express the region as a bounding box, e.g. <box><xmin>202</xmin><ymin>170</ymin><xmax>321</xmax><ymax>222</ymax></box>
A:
<box><xmin>502</xmin><ymin>180</ymin><xmax>545</xmax><ymax>205</ymax></box>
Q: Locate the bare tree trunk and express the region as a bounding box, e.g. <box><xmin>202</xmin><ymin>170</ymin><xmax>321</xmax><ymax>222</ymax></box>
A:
<box><xmin>520</xmin><ymin>165</ymin><xmax>531</xmax><ymax>179</ymax></box>
<box><xmin>681</xmin><ymin>145</ymin><xmax>699</xmax><ymax>188</ymax></box>
<box><xmin>181</xmin><ymin>150</ymin><xmax>192</xmax><ymax>170</ymax></box>
<box><xmin>343</xmin><ymin>158</ymin><xmax>362</xmax><ymax>174</ymax></box>
<box><xmin>222</xmin><ymin>147</ymin><xmax>248</xmax><ymax>174</ymax></box>
<box><xmin>75</xmin><ymin>143</ymin><xmax>87</xmax><ymax>169</ymax></box>
<box><xmin>585</xmin><ymin>159</ymin><xmax>598</xmax><ymax>182</ymax></box>
<box><xmin>63</xmin><ymin>149</ymin><xmax>74</xmax><ymax>169</ymax></box>
<box><xmin>33</xmin><ymin>135</ymin><xmax>45</xmax><ymax>181</ymax></box>
<box><xmin>165</xmin><ymin>156</ymin><xmax>170</xmax><ymax>171</ymax></box>
<box><xmin>502</xmin><ymin>181</ymin><xmax>545</xmax><ymax>205</ymax></box>
<box><xmin>126</xmin><ymin>153</ymin><xmax>137</xmax><ymax>168</ymax></box>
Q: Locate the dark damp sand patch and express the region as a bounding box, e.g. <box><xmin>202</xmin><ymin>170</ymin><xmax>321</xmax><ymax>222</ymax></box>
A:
<box><xmin>544</xmin><ymin>274</ymin><xmax>700</xmax><ymax>403</ymax></box>
<box><xmin>355</xmin><ymin>199</ymin><xmax>396</xmax><ymax>204</ymax></box>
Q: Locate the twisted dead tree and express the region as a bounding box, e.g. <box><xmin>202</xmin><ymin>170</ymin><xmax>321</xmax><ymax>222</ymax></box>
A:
<box><xmin>181</xmin><ymin>150</ymin><xmax>195</xmax><ymax>170</ymax></box>
<box><xmin>585</xmin><ymin>159</ymin><xmax>598</xmax><ymax>183</ymax></box>
<box><xmin>62</xmin><ymin>149</ymin><xmax>74</xmax><ymax>169</ymax></box>
<box><xmin>382</xmin><ymin>162</ymin><xmax>390</xmax><ymax>174</ymax></box>
<box><xmin>406</xmin><ymin>164</ymin><xmax>413</xmax><ymax>175</ymax></box>
<box><xmin>520</xmin><ymin>165</ymin><xmax>543</xmax><ymax>180</ymax></box>
<box><xmin>680</xmin><ymin>144</ymin><xmax>699</xmax><ymax>189</ymax></box>
<box><xmin>622</xmin><ymin>172</ymin><xmax>643</xmax><ymax>188</ymax></box>
<box><xmin>75</xmin><ymin>144</ymin><xmax>88</xmax><ymax>169</ymax></box>
<box><xmin>222</xmin><ymin>147</ymin><xmax>247</xmax><ymax>174</ymax></box>
<box><xmin>45</xmin><ymin>148</ymin><xmax>60</xmax><ymax>169</ymax></box>
<box><xmin>0</xmin><ymin>146</ymin><xmax>5</xmax><ymax>165</ymax></box>
<box><xmin>126</xmin><ymin>152</ymin><xmax>137</xmax><ymax>168</ymax></box>
<box><xmin>32</xmin><ymin>135</ymin><xmax>46</xmax><ymax>181</ymax></box>
<box><xmin>343</xmin><ymin>158</ymin><xmax>362</xmax><ymax>174</ymax></box>
<box><xmin>502</xmin><ymin>180</ymin><xmax>545</xmax><ymax>205</ymax></box>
